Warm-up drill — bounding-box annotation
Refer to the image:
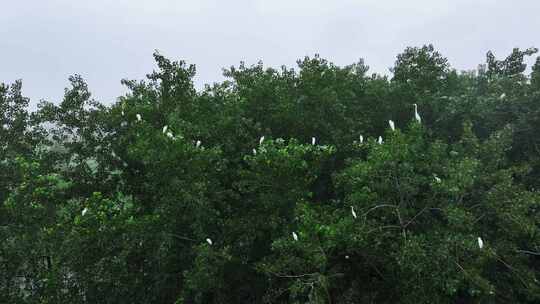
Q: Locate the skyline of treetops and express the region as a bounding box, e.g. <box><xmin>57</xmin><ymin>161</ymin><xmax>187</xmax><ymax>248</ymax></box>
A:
<box><xmin>2</xmin><ymin>44</ymin><xmax>540</xmax><ymax>303</ymax></box>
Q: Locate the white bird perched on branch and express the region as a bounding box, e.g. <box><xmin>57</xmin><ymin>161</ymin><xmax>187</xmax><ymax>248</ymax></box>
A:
<box><xmin>434</xmin><ymin>175</ymin><xmax>441</xmax><ymax>183</ymax></box>
<box><xmin>166</xmin><ymin>132</ymin><xmax>174</xmax><ymax>139</ymax></box>
<box><xmin>359</xmin><ymin>135</ymin><xmax>363</xmax><ymax>143</ymax></box>
<box><xmin>292</xmin><ymin>232</ymin><xmax>298</xmax><ymax>241</ymax></box>
<box><xmin>206</xmin><ymin>238</ymin><xmax>213</xmax><ymax>245</ymax></box>
<box><xmin>162</xmin><ymin>125</ymin><xmax>168</xmax><ymax>134</ymax></box>
<box><xmin>477</xmin><ymin>237</ymin><xmax>484</xmax><ymax>249</ymax></box>
<box><xmin>121</xmin><ymin>110</ymin><xmax>125</xmax><ymax>117</ymax></box>
<box><xmin>351</xmin><ymin>206</ymin><xmax>357</xmax><ymax>219</ymax></box>
<box><xmin>413</xmin><ymin>104</ymin><xmax>421</xmax><ymax>123</ymax></box>
<box><xmin>312</xmin><ymin>137</ymin><xmax>316</xmax><ymax>145</ymax></box>
<box><xmin>499</xmin><ymin>93</ymin><xmax>506</xmax><ymax>100</ymax></box>
<box><xmin>389</xmin><ymin>120</ymin><xmax>395</xmax><ymax>131</ymax></box>
<box><xmin>378</xmin><ymin>136</ymin><xmax>383</xmax><ymax>144</ymax></box>
<box><xmin>252</xmin><ymin>148</ymin><xmax>257</xmax><ymax>155</ymax></box>
<box><xmin>82</xmin><ymin>207</ymin><xmax>88</xmax><ymax>216</ymax></box>
<box><xmin>259</xmin><ymin>136</ymin><xmax>265</xmax><ymax>145</ymax></box>
<box><xmin>196</xmin><ymin>140</ymin><xmax>202</xmax><ymax>148</ymax></box>
<box><xmin>136</xmin><ymin>113</ymin><xmax>142</xmax><ymax>122</ymax></box>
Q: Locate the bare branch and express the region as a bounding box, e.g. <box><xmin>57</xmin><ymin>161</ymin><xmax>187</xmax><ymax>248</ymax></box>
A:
<box><xmin>362</xmin><ymin>204</ymin><xmax>398</xmax><ymax>217</ymax></box>
<box><xmin>516</xmin><ymin>249</ymin><xmax>540</xmax><ymax>256</ymax></box>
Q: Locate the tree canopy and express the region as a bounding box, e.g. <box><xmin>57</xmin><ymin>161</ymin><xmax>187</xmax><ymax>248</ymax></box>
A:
<box><xmin>1</xmin><ymin>45</ymin><xmax>540</xmax><ymax>303</ymax></box>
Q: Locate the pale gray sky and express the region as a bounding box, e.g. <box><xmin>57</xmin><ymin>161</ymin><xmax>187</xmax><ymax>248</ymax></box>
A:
<box><xmin>1</xmin><ymin>0</ymin><xmax>539</xmax><ymax>106</ymax></box>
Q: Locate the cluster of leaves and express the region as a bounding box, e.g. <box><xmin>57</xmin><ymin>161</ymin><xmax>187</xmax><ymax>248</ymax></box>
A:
<box><xmin>1</xmin><ymin>46</ymin><xmax>540</xmax><ymax>303</ymax></box>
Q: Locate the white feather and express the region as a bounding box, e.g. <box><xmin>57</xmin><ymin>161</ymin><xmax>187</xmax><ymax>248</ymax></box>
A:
<box><xmin>389</xmin><ymin>120</ymin><xmax>395</xmax><ymax>131</ymax></box>
<box><xmin>477</xmin><ymin>237</ymin><xmax>484</xmax><ymax>249</ymax></box>
<box><xmin>413</xmin><ymin>104</ymin><xmax>421</xmax><ymax>123</ymax></box>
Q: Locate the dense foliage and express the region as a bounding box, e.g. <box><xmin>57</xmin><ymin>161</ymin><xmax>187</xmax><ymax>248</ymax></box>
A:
<box><xmin>2</xmin><ymin>45</ymin><xmax>540</xmax><ymax>303</ymax></box>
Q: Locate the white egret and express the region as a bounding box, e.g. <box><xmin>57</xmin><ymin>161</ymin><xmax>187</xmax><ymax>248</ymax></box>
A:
<box><xmin>359</xmin><ymin>135</ymin><xmax>363</xmax><ymax>143</ymax></box>
<box><xmin>166</xmin><ymin>132</ymin><xmax>174</xmax><ymax>139</ymax></box>
<box><xmin>413</xmin><ymin>104</ymin><xmax>421</xmax><ymax>123</ymax></box>
<box><xmin>252</xmin><ymin>148</ymin><xmax>257</xmax><ymax>155</ymax></box>
<box><xmin>206</xmin><ymin>238</ymin><xmax>213</xmax><ymax>245</ymax></box>
<box><xmin>292</xmin><ymin>232</ymin><xmax>298</xmax><ymax>241</ymax></box>
<box><xmin>389</xmin><ymin>120</ymin><xmax>395</xmax><ymax>131</ymax></box>
<box><xmin>378</xmin><ymin>136</ymin><xmax>383</xmax><ymax>144</ymax></box>
<box><xmin>351</xmin><ymin>206</ymin><xmax>357</xmax><ymax>219</ymax></box>
<box><xmin>121</xmin><ymin>110</ymin><xmax>125</xmax><ymax>116</ymax></box>
<box><xmin>312</xmin><ymin>137</ymin><xmax>316</xmax><ymax>145</ymax></box>
<box><xmin>345</xmin><ymin>255</ymin><xmax>350</xmax><ymax>259</ymax></box>
<box><xmin>196</xmin><ymin>140</ymin><xmax>202</xmax><ymax>148</ymax></box>
<box><xmin>478</xmin><ymin>237</ymin><xmax>484</xmax><ymax>249</ymax></box>
<box><xmin>499</xmin><ymin>93</ymin><xmax>506</xmax><ymax>100</ymax></box>
<box><xmin>82</xmin><ymin>208</ymin><xmax>88</xmax><ymax>216</ymax></box>
<box><xmin>162</xmin><ymin>125</ymin><xmax>168</xmax><ymax>133</ymax></box>
<box><xmin>259</xmin><ymin>136</ymin><xmax>265</xmax><ymax>145</ymax></box>
<box><xmin>434</xmin><ymin>175</ymin><xmax>441</xmax><ymax>183</ymax></box>
<box><xmin>136</xmin><ymin>113</ymin><xmax>142</xmax><ymax>122</ymax></box>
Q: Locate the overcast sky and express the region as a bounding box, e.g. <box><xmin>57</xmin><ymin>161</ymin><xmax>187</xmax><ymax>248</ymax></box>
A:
<box><xmin>1</xmin><ymin>0</ymin><xmax>539</xmax><ymax>106</ymax></box>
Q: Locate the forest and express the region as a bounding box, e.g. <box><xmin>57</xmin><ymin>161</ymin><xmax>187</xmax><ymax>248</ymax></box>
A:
<box><xmin>1</xmin><ymin>45</ymin><xmax>540</xmax><ymax>303</ymax></box>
